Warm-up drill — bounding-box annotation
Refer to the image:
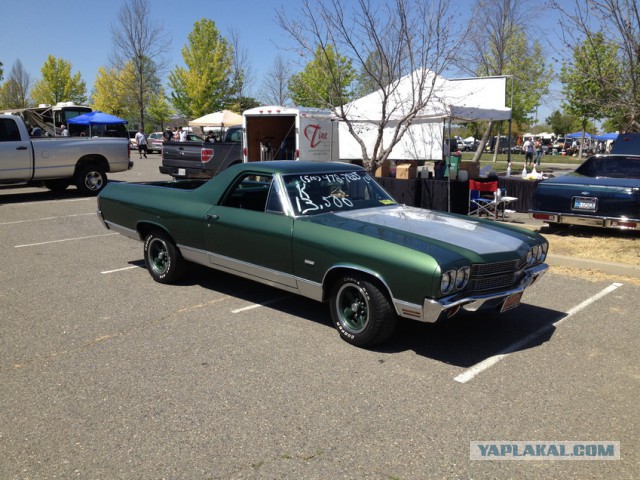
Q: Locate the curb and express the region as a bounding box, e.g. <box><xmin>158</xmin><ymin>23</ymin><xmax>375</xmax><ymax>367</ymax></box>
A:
<box><xmin>546</xmin><ymin>254</ymin><xmax>640</xmax><ymax>280</ymax></box>
<box><xmin>500</xmin><ymin>215</ymin><xmax>640</xmax><ymax>280</ymax></box>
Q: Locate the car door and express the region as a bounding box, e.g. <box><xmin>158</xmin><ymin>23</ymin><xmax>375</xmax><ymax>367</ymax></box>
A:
<box><xmin>203</xmin><ymin>173</ymin><xmax>296</xmax><ymax>289</ymax></box>
<box><xmin>0</xmin><ymin>118</ymin><xmax>32</xmax><ymax>182</ymax></box>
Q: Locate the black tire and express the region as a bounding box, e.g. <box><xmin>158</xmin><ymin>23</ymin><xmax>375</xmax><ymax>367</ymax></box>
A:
<box><xmin>329</xmin><ymin>274</ymin><xmax>398</xmax><ymax>347</ymax></box>
<box><xmin>75</xmin><ymin>165</ymin><xmax>107</xmax><ymax>195</ymax></box>
<box><xmin>43</xmin><ymin>179</ymin><xmax>70</xmax><ymax>192</ymax></box>
<box><xmin>143</xmin><ymin>231</ymin><xmax>186</xmax><ymax>284</ymax></box>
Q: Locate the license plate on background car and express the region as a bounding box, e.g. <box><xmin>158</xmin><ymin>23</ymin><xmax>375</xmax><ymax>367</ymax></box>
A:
<box><xmin>572</xmin><ymin>196</ymin><xmax>597</xmax><ymax>211</ymax></box>
<box><xmin>500</xmin><ymin>292</ymin><xmax>523</xmax><ymax>312</ymax></box>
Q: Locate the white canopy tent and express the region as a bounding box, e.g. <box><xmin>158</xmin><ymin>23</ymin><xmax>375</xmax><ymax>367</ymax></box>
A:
<box><xmin>188</xmin><ymin>110</ymin><xmax>243</xmax><ymax>128</ymax></box>
<box><xmin>338</xmin><ymin>69</ymin><xmax>511</xmax><ymax>161</ymax></box>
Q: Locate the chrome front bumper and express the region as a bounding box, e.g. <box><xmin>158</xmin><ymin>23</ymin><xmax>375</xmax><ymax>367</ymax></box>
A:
<box><xmin>418</xmin><ymin>263</ymin><xmax>548</xmax><ymax>323</ymax></box>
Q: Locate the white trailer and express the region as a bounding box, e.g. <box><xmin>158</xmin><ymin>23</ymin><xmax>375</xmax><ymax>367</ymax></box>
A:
<box><xmin>242</xmin><ymin>106</ymin><xmax>339</xmax><ymax>163</ymax></box>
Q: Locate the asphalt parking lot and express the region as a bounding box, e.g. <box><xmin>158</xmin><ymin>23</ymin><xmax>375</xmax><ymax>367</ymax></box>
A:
<box><xmin>1</xmin><ymin>155</ymin><xmax>638</xmax><ymax>479</ymax></box>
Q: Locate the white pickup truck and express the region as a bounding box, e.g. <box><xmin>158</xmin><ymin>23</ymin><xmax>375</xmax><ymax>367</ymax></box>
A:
<box><xmin>0</xmin><ymin>114</ymin><xmax>133</xmax><ymax>195</ymax></box>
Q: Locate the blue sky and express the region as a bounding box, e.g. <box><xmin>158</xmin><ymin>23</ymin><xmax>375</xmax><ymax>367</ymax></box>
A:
<box><xmin>1</xmin><ymin>0</ymin><xmax>296</xmax><ymax>98</ymax></box>
<box><xmin>1</xmin><ymin>0</ymin><xmax>567</xmax><ymax>121</ymax></box>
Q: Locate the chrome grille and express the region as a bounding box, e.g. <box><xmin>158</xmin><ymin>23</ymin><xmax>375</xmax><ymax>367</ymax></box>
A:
<box><xmin>471</xmin><ymin>259</ymin><xmax>519</xmax><ymax>277</ymax></box>
<box><xmin>469</xmin><ymin>259</ymin><xmax>521</xmax><ymax>292</ymax></box>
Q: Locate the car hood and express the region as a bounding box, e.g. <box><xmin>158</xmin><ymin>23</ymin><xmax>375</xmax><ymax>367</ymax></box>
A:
<box><xmin>305</xmin><ymin>205</ymin><xmax>533</xmax><ymax>257</ymax></box>
<box><xmin>541</xmin><ymin>172</ymin><xmax>640</xmax><ymax>187</ymax></box>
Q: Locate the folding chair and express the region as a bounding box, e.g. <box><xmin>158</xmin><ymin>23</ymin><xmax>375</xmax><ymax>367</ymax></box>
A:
<box><xmin>468</xmin><ymin>180</ymin><xmax>499</xmax><ymax>220</ymax></box>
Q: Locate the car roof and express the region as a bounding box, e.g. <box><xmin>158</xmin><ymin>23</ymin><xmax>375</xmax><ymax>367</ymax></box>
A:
<box><xmin>233</xmin><ymin>161</ymin><xmax>366</xmax><ymax>175</ymax></box>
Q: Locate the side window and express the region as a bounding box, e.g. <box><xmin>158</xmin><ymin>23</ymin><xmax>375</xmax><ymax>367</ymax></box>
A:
<box><xmin>220</xmin><ymin>174</ymin><xmax>273</xmax><ymax>212</ymax></box>
<box><xmin>266</xmin><ymin>179</ymin><xmax>284</xmax><ymax>214</ymax></box>
<box><xmin>0</xmin><ymin>118</ymin><xmax>22</xmax><ymax>142</ymax></box>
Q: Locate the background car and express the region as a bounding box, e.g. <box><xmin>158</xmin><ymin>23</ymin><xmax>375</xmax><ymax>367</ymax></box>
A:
<box><xmin>531</xmin><ymin>154</ymin><xmax>640</xmax><ymax>230</ymax></box>
<box><xmin>147</xmin><ymin>132</ymin><xmax>164</xmax><ymax>153</ymax></box>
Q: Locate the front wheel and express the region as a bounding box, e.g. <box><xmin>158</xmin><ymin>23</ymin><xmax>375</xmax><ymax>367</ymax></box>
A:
<box><xmin>329</xmin><ymin>274</ymin><xmax>397</xmax><ymax>347</ymax></box>
<box><xmin>75</xmin><ymin>165</ymin><xmax>107</xmax><ymax>195</ymax></box>
<box><xmin>143</xmin><ymin>231</ymin><xmax>186</xmax><ymax>284</ymax></box>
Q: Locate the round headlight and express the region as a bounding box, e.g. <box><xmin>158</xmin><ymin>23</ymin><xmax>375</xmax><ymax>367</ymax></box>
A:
<box><xmin>540</xmin><ymin>243</ymin><xmax>548</xmax><ymax>262</ymax></box>
<box><xmin>531</xmin><ymin>245</ymin><xmax>540</xmax><ymax>264</ymax></box>
<box><xmin>441</xmin><ymin>270</ymin><xmax>454</xmax><ymax>294</ymax></box>
<box><xmin>455</xmin><ymin>267</ymin><xmax>470</xmax><ymax>289</ymax></box>
<box><xmin>526</xmin><ymin>248</ymin><xmax>536</xmax><ymax>265</ymax></box>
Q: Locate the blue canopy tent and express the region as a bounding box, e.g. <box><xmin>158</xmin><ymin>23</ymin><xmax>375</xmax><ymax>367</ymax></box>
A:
<box><xmin>67</xmin><ymin>111</ymin><xmax>128</xmax><ymax>137</ymax></box>
<box><xmin>593</xmin><ymin>132</ymin><xmax>618</xmax><ymax>141</ymax></box>
<box><xmin>566</xmin><ymin>131</ymin><xmax>592</xmax><ymax>139</ymax></box>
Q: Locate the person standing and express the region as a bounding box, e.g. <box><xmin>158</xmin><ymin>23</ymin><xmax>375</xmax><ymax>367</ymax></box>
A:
<box><xmin>163</xmin><ymin>126</ymin><xmax>173</xmax><ymax>142</ymax></box>
<box><xmin>534</xmin><ymin>139</ymin><xmax>543</xmax><ymax>167</ymax></box>
<box><xmin>179</xmin><ymin>128</ymin><xmax>188</xmax><ymax>142</ymax></box>
<box><xmin>523</xmin><ymin>138</ymin><xmax>534</xmax><ymax>167</ymax></box>
<box><xmin>135</xmin><ymin>128</ymin><xmax>148</xmax><ymax>159</ymax></box>
<box><xmin>60</xmin><ymin>124</ymin><xmax>69</xmax><ymax>136</ymax></box>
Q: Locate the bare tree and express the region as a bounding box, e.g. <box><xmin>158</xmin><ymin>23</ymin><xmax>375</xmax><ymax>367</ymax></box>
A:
<box><xmin>278</xmin><ymin>0</ymin><xmax>462</xmax><ymax>170</ymax></box>
<box><xmin>110</xmin><ymin>0</ymin><xmax>170</xmax><ymax>130</ymax></box>
<box><xmin>0</xmin><ymin>59</ymin><xmax>31</xmax><ymax>108</ymax></box>
<box><xmin>463</xmin><ymin>0</ymin><xmax>553</xmax><ymax>163</ymax></box>
<box><xmin>228</xmin><ymin>27</ymin><xmax>255</xmax><ymax>111</ymax></box>
<box><xmin>550</xmin><ymin>0</ymin><xmax>640</xmax><ymax>131</ymax></box>
<box><xmin>261</xmin><ymin>55</ymin><xmax>292</xmax><ymax>106</ymax></box>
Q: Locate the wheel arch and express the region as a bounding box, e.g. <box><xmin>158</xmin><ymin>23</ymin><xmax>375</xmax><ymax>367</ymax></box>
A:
<box><xmin>74</xmin><ymin>155</ymin><xmax>110</xmax><ymax>174</ymax></box>
<box><xmin>322</xmin><ymin>265</ymin><xmax>394</xmax><ymax>304</ymax></box>
<box><xmin>136</xmin><ymin>221</ymin><xmax>174</xmax><ymax>243</ymax></box>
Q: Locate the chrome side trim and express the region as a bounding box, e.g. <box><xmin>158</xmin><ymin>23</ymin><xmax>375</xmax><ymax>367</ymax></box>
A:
<box><xmin>205</xmin><ymin>251</ymin><xmax>298</xmax><ymax>290</ymax></box>
<box><xmin>178</xmin><ymin>245</ymin><xmax>209</xmax><ymax>266</ymax></box>
<box><xmin>296</xmin><ymin>277</ymin><xmax>323</xmax><ymax>302</ymax></box>
<box><xmin>103</xmin><ymin>220</ymin><xmax>139</xmax><ymax>240</ymax></box>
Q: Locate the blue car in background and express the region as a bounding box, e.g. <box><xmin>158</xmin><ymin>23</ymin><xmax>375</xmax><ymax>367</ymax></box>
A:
<box><xmin>530</xmin><ymin>154</ymin><xmax>640</xmax><ymax>231</ymax></box>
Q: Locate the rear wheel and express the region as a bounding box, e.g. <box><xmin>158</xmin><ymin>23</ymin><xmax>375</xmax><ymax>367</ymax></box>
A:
<box><xmin>75</xmin><ymin>165</ymin><xmax>107</xmax><ymax>195</ymax></box>
<box><xmin>143</xmin><ymin>230</ymin><xmax>186</xmax><ymax>284</ymax></box>
<box><xmin>330</xmin><ymin>274</ymin><xmax>397</xmax><ymax>347</ymax></box>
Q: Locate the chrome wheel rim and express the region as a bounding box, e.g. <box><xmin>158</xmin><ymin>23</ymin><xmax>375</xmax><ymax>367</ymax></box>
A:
<box><xmin>148</xmin><ymin>238</ymin><xmax>169</xmax><ymax>275</ymax></box>
<box><xmin>336</xmin><ymin>282</ymin><xmax>369</xmax><ymax>333</ymax></box>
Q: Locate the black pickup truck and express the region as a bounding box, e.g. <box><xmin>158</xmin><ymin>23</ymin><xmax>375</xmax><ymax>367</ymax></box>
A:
<box><xmin>159</xmin><ymin>126</ymin><xmax>243</xmax><ymax>179</ymax></box>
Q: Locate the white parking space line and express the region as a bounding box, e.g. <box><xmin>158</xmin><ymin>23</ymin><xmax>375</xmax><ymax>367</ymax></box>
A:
<box><xmin>0</xmin><ymin>213</ymin><xmax>95</xmax><ymax>226</ymax></box>
<box><xmin>454</xmin><ymin>282</ymin><xmax>623</xmax><ymax>384</ymax></box>
<box><xmin>14</xmin><ymin>233</ymin><xmax>118</xmax><ymax>248</ymax></box>
<box><xmin>232</xmin><ymin>295</ymin><xmax>292</xmax><ymax>313</ymax></box>
<box><xmin>101</xmin><ymin>266</ymin><xmax>141</xmax><ymax>274</ymax></box>
<box><xmin>0</xmin><ymin>197</ymin><xmax>93</xmax><ymax>207</ymax></box>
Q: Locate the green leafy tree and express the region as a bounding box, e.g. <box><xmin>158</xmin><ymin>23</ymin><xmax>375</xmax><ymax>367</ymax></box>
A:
<box><xmin>91</xmin><ymin>66</ymin><xmax>129</xmax><ymax>117</ymax></box>
<box><xmin>545</xmin><ymin>110</ymin><xmax>580</xmax><ymax>136</ymax></box>
<box><xmin>146</xmin><ymin>90</ymin><xmax>174</xmax><ymax>130</ymax></box>
<box><xmin>30</xmin><ymin>55</ymin><xmax>87</xmax><ymax>105</ymax></box>
<box><xmin>560</xmin><ymin>32</ymin><xmax>620</xmax><ymax>131</ymax></box>
<box><xmin>289</xmin><ymin>44</ymin><xmax>356</xmax><ymax>108</ymax></box>
<box><xmin>168</xmin><ymin>18</ymin><xmax>232</xmax><ymax>118</ymax></box>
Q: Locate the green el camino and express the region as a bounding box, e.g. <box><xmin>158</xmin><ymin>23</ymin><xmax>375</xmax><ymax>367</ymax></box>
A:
<box><xmin>97</xmin><ymin>161</ymin><xmax>549</xmax><ymax>347</ymax></box>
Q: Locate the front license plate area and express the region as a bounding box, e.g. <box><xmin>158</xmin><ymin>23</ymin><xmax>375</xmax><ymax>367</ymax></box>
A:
<box><xmin>572</xmin><ymin>196</ymin><xmax>597</xmax><ymax>211</ymax></box>
<box><xmin>501</xmin><ymin>292</ymin><xmax>523</xmax><ymax>312</ymax></box>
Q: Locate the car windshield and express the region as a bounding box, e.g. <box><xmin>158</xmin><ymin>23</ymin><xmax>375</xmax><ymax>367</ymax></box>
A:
<box><xmin>283</xmin><ymin>170</ymin><xmax>397</xmax><ymax>216</ymax></box>
<box><xmin>576</xmin><ymin>155</ymin><xmax>640</xmax><ymax>179</ymax></box>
